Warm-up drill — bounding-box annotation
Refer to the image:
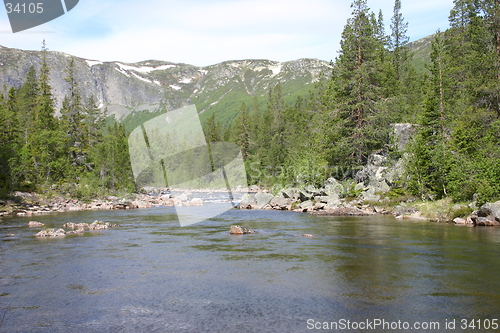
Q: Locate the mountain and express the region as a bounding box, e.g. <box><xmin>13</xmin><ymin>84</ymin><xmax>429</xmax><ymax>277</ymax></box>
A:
<box><xmin>0</xmin><ymin>45</ymin><xmax>330</xmax><ymax>129</ymax></box>
<box><xmin>408</xmin><ymin>34</ymin><xmax>435</xmax><ymax>73</ymax></box>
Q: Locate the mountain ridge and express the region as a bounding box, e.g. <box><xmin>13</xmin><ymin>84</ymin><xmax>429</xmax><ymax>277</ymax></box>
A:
<box><xmin>0</xmin><ymin>45</ymin><xmax>330</xmax><ymax>126</ymax></box>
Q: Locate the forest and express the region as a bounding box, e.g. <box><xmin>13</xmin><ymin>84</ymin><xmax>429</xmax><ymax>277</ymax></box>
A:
<box><xmin>1</xmin><ymin>0</ymin><xmax>500</xmax><ymax>205</ymax></box>
<box><xmin>0</xmin><ymin>47</ymin><xmax>136</xmax><ymax>198</ymax></box>
<box><xmin>217</xmin><ymin>0</ymin><xmax>500</xmax><ymax>204</ymax></box>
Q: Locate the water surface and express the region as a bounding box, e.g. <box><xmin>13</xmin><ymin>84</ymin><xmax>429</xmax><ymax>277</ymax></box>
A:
<box><xmin>1</xmin><ymin>205</ymin><xmax>500</xmax><ymax>332</ymax></box>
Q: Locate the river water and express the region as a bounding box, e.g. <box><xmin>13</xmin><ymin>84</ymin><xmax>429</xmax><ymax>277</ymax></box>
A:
<box><xmin>1</xmin><ymin>203</ymin><xmax>500</xmax><ymax>332</ymax></box>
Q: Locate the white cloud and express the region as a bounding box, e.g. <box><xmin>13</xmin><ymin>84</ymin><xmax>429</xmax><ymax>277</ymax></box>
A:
<box><xmin>0</xmin><ymin>0</ymin><xmax>455</xmax><ymax>66</ymax></box>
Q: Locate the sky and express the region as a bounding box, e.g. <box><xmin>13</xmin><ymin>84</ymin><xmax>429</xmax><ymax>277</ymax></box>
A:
<box><xmin>0</xmin><ymin>0</ymin><xmax>454</xmax><ymax>67</ymax></box>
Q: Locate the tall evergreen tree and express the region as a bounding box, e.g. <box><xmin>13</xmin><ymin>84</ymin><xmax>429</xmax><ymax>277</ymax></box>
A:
<box><xmin>233</xmin><ymin>102</ymin><xmax>250</xmax><ymax>159</ymax></box>
<box><xmin>332</xmin><ymin>0</ymin><xmax>389</xmax><ymax>165</ymax></box>
<box><xmin>390</xmin><ymin>0</ymin><xmax>410</xmax><ymax>83</ymax></box>
<box><xmin>61</xmin><ymin>57</ymin><xmax>88</xmax><ymax>173</ymax></box>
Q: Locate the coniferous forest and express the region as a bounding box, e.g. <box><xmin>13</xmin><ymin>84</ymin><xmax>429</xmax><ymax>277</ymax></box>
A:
<box><xmin>1</xmin><ymin>0</ymin><xmax>500</xmax><ymax>205</ymax></box>
<box><xmin>0</xmin><ymin>46</ymin><xmax>136</xmax><ymax>199</ymax></box>
<box><xmin>222</xmin><ymin>0</ymin><xmax>500</xmax><ymax>205</ymax></box>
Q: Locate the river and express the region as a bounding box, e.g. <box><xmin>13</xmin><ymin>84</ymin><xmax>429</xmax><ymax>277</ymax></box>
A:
<box><xmin>1</xmin><ymin>203</ymin><xmax>500</xmax><ymax>332</ymax></box>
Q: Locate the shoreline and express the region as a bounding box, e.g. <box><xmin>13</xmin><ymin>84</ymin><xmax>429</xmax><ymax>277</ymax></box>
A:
<box><xmin>1</xmin><ymin>188</ymin><xmax>498</xmax><ymax>228</ymax></box>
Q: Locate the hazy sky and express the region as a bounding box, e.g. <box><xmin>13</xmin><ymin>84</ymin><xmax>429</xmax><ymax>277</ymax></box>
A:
<box><xmin>0</xmin><ymin>0</ymin><xmax>454</xmax><ymax>66</ymax></box>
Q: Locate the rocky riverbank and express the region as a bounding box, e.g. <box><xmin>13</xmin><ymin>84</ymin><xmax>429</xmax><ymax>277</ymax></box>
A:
<box><xmin>239</xmin><ymin>181</ymin><xmax>500</xmax><ymax>227</ymax></box>
<box><xmin>0</xmin><ymin>191</ymin><xmax>208</xmax><ymax>217</ymax></box>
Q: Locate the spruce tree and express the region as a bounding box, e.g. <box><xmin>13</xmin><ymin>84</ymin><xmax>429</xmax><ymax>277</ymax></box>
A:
<box><xmin>332</xmin><ymin>0</ymin><xmax>389</xmax><ymax>165</ymax></box>
<box><xmin>233</xmin><ymin>102</ymin><xmax>250</xmax><ymax>159</ymax></box>
<box><xmin>390</xmin><ymin>0</ymin><xmax>410</xmax><ymax>83</ymax></box>
<box><xmin>61</xmin><ymin>57</ymin><xmax>87</xmax><ymax>173</ymax></box>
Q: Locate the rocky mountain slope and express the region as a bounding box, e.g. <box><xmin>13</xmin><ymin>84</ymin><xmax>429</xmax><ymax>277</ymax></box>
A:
<box><xmin>0</xmin><ymin>45</ymin><xmax>330</xmax><ymax>125</ymax></box>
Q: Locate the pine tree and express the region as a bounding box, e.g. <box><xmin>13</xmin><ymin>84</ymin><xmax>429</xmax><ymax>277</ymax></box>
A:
<box><xmin>95</xmin><ymin>123</ymin><xmax>135</xmax><ymax>192</ymax></box>
<box><xmin>204</xmin><ymin>112</ymin><xmax>221</xmax><ymax>143</ymax></box>
<box><xmin>34</xmin><ymin>45</ymin><xmax>66</xmax><ymax>183</ymax></box>
<box><xmin>406</xmin><ymin>34</ymin><xmax>452</xmax><ymax>199</ymax></box>
<box><xmin>233</xmin><ymin>102</ymin><xmax>250</xmax><ymax>159</ymax></box>
<box><xmin>390</xmin><ymin>0</ymin><xmax>410</xmax><ymax>83</ymax></box>
<box><xmin>332</xmin><ymin>0</ymin><xmax>389</xmax><ymax>165</ymax></box>
<box><xmin>0</xmin><ymin>87</ymin><xmax>22</xmax><ymax>191</ymax></box>
<box><xmin>61</xmin><ymin>57</ymin><xmax>88</xmax><ymax>173</ymax></box>
<box><xmin>83</xmin><ymin>95</ymin><xmax>105</xmax><ymax>148</ymax></box>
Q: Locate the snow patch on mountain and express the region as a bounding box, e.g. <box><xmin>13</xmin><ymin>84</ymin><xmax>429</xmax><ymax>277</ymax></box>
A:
<box><xmin>115</xmin><ymin>62</ymin><xmax>176</xmax><ymax>74</ymax></box>
<box><xmin>86</xmin><ymin>60</ymin><xmax>103</xmax><ymax>67</ymax></box>
<box><xmin>131</xmin><ymin>72</ymin><xmax>153</xmax><ymax>84</ymax></box>
<box><xmin>180</xmin><ymin>77</ymin><xmax>193</xmax><ymax>84</ymax></box>
<box><xmin>270</xmin><ymin>64</ymin><xmax>282</xmax><ymax>76</ymax></box>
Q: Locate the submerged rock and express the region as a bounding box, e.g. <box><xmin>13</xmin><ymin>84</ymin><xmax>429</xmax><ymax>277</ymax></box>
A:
<box><xmin>35</xmin><ymin>228</ymin><xmax>66</xmax><ymax>237</ymax></box>
<box><xmin>88</xmin><ymin>220</ymin><xmax>119</xmax><ymax>230</ymax></box>
<box><xmin>229</xmin><ymin>225</ymin><xmax>256</xmax><ymax>235</ymax></box>
<box><xmin>64</xmin><ymin>221</ymin><xmax>118</xmax><ymax>231</ymax></box>
<box><xmin>66</xmin><ymin>229</ymin><xmax>85</xmax><ymax>235</ymax></box>
<box><xmin>63</xmin><ymin>222</ymin><xmax>88</xmax><ymax>230</ymax></box>
<box><xmin>28</xmin><ymin>221</ymin><xmax>44</xmax><ymax>227</ymax></box>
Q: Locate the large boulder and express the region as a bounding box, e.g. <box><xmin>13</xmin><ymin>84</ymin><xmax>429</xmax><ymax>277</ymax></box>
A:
<box><xmin>255</xmin><ymin>192</ymin><xmax>274</xmax><ymax>209</ymax></box>
<box><xmin>356</xmin><ymin>153</ymin><xmax>388</xmax><ymax>185</ymax></box>
<box><xmin>270</xmin><ymin>197</ymin><xmax>291</xmax><ymax>210</ymax></box>
<box><xmin>470</xmin><ymin>201</ymin><xmax>500</xmax><ymax>226</ymax></box>
<box><xmin>392</xmin><ymin>123</ymin><xmax>416</xmax><ymax>151</ymax></box>
<box><xmin>315</xmin><ymin>194</ymin><xmax>341</xmax><ymax>209</ymax></box>
<box><xmin>239</xmin><ymin>193</ymin><xmax>257</xmax><ymax>209</ymax></box>
<box><xmin>360</xmin><ymin>182</ymin><xmax>391</xmax><ymax>202</ymax></box>
<box><xmin>324</xmin><ymin>177</ymin><xmax>343</xmax><ymax>196</ymax></box>
<box><xmin>296</xmin><ymin>200</ymin><xmax>314</xmax><ymax>212</ymax></box>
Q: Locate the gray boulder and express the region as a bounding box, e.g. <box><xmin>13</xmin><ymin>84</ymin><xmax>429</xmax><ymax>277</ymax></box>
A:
<box><xmin>356</xmin><ymin>153</ymin><xmax>388</xmax><ymax>185</ymax></box>
<box><xmin>296</xmin><ymin>200</ymin><xmax>314</xmax><ymax>212</ymax></box>
<box><xmin>324</xmin><ymin>178</ymin><xmax>343</xmax><ymax>196</ymax></box>
<box><xmin>255</xmin><ymin>192</ymin><xmax>274</xmax><ymax>209</ymax></box>
<box><xmin>392</xmin><ymin>123</ymin><xmax>416</xmax><ymax>151</ymax></box>
<box><xmin>470</xmin><ymin>202</ymin><xmax>500</xmax><ymax>226</ymax></box>
<box><xmin>270</xmin><ymin>197</ymin><xmax>291</xmax><ymax>210</ymax></box>
<box><xmin>361</xmin><ymin>181</ymin><xmax>390</xmax><ymax>202</ymax></box>
<box><xmin>316</xmin><ymin>194</ymin><xmax>341</xmax><ymax>208</ymax></box>
<box><xmin>239</xmin><ymin>193</ymin><xmax>257</xmax><ymax>209</ymax></box>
